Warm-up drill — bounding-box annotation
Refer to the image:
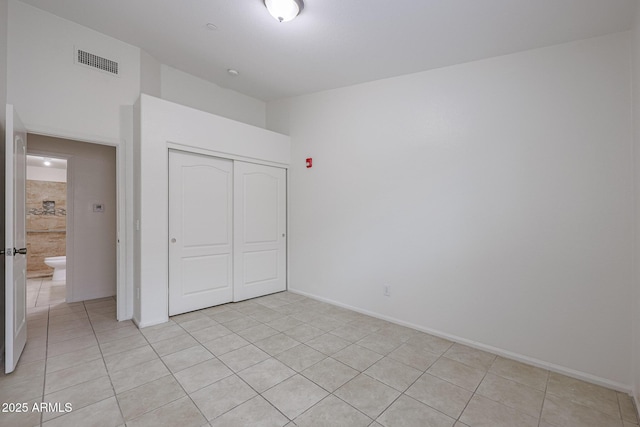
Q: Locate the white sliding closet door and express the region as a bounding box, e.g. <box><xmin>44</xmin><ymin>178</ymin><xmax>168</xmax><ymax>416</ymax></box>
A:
<box><xmin>234</xmin><ymin>162</ymin><xmax>287</xmax><ymax>302</ymax></box>
<box><xmin>169</xmin><ymin>151</ymin><xmax>233</xmax><ymax>315</ymax></box>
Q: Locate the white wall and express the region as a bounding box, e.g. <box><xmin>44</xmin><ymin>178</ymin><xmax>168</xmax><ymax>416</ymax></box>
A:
<box><xmin>26</xmin><ymin>165</ymin><xmax>66</xmax><ymax>182</ymax></box>
<box><xmin>267</xmin><ymin>32</ymin><xmax>634</xmax><ymax>389</ymax></box>
<box><xmin>28</xmin><ymin>134</ymin><xmax>117</xmax><ymax>302</ymax></box>
<box><xmin>7</xmin><ymin>0</ymin><xmax>141</xmax><ymax>144</ymax></box>
<box><xmin>632</xmin><ymin>2</ymin><xmax>640</xmax><ymax>412</ymax></box>
<box><xmin>161</xmin><ymin>65</ymin><xmax>266</xmax><ymax>128</ymax></box>
<box><xmin>135</xmin><ymin>95</ymin><xmax>289</xmax><ymax>327</ymax></box>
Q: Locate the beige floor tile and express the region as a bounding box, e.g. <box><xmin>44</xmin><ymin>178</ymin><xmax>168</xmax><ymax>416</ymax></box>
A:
<box><xmin>301</xmin><ymin>357</ymin><xmax>359</xmax><ymax>392</ymax></box>
<box><xmin>0</xmin><ymin>375</ymin><xmax>44</xmax><ymax>402</ymax></box>
<box><xmin>237</xmin><ymin>324</ymin><xmax>279</xmax><ymax>343</ymax></box>
<box><xmin>179</xmin><ymin>316</ymin><xmax>219</xmax><ymax>333</ymax></box>
<box><xmin>275</xmin><ymin>344</ymin><xmax>326</xmax><ymax>372</ymax></box>
<box><xmin>174</xmin><ymin>358</ymin><xmax>233</xmax><ymax>393</ymax></box>
<box><xmin>172</xmin><ymin>311</ymin><xmax>209</xmax><ymax>324</ymax></box>
<box><xmin>47</xmin><ymin>325</ymin><xmax>94</xmax><ymax>344</ymax></box>
<box><xmin>223</xmin><ymin>317</ymin><xmax>262</xmax><ymax>333</ymax></box>
<box><xmin>377</xmin><ymin>324</ymin><xmax>418</xmax><ymax>342</ymax></box>
<box><xmin>46</xmin><ymin>344</ymin><xmax>102</xmax><ymax>373</ymax></box>
<box><xmin>109</xmin><ymin>358</ymin><xmax>170</xmax><ymax>394</ymax></box>
<box><xmin>254</xmin><ymin>333</ymin><xmax>300</xmax><ymax>356</ymax></box>
<box><xmin>190</xmin><ymin>375</ymin><xmax>257</xmax><ymax>421</ymax></box>
<box><xmin>460</xmin><ymin>394</ymin><xmax>539</xmax><ymax>427</ymax></box>
<box><xmin>249</xmin><ymin>308</ymin><xmax>284</xmax><ymax>323</ymax></box>
<box><xmin>218</xmin><ymin>344</ymin><xmax>270</xmax><ymax>372</ymax></box>
<box><xmin>42</xmin><ymin>396</ymin><xmax>123</xmax><ymax>427</ymax></box>
<box><xmin>333</xmin><ymin>344</ymin><xmax>383</xmax><ymax>372</ymax></box>
<box><xmin>104</xmin><ymin>345</ymin><xmax>158</xmax><ymax>373</ymax></box>
<box><xmin>190</xmin><ymin>324</ymin><xmax>234</xmax><ymax>343</ymax></box>
<box><xmin>117</xmin><ymin>375</ymin><xmax>186</xmax><ymax>420</ymax></box>
<box><xmin>209</xmin><ymin>395</ymin><xmax>288</xmax><ymax>427</ymax></box>
<box><xmin>541</xmin><ymin>394</ymin><xmax>624</xmax><ymax>427</ymax></box>
<box><xmin>263</xmin><ymin>374</ymin><xmax>328</xmax><ymax>419</ymax></box>
<box><xmin>266</xmin><ymin>315</ymin><xmax>304</xmax><ymax>332</ymax></box>
<box><xmin>100</xmin><ymin>333</ymin><xmax>149</xmax><ymax>357</ymax></box>
<box><xmin>329</xmin><ymin>325</ymin><xmax>370</xmax><ymax>342</ymax></box>
<box><xmin>405</xmin><ymin>373</ymin><xmax>472</xmax><ymax>419</ymax></box>
<box><xmin>378</xmin><ymin>395</ymin><xmax>455</xmax><ymax>427</ymax></box>
<box><xmin>47</xmin><ymin>333</ymin><xmax>98</xmax><ymax>358</ymax></box>
<box><xmin>126</xmin><ymin>396</ymin><xmax>207</xmax><ymax>427</ymax></box>
<box><xmin>203</xmin><ymin>333</ymin><xmax>251</xmax><ymax>357</ymax></box>
<box><xmin>476</xmin><ymin>373</ymin><xmax>544</xmax><ymax>418</ymax></box>
<box><xmin>42</xmin><ymin>376</ymin><xmax>114</xmax><ymax>422</ymax></box>
<box><xmin>356</xmin><ymin>333</ymin><xmax>404</xmax><ymax>356</ymax></box>
<box><xmin>618</xmin><ymin>392</ymin><xmax>639</xmax><ymax>424</ymax></box>
<box><xmin>208</xmin><ymin>309</ymin><xmax>245</xmax><ymax>324</ymax></box>
<box><xmin>95</xmin><ymin>324</ymin><xmax>141</xmax><ymax>344</ymax></box>
<box><xmin>295</xmin><ymin>395</ymin><xmax>372</xmax><ymax>427</ymax></box>
<box><xmin>624</xmin><ymin>422</ymin><xmax>639</xmax><ymax>427</ymax></box>
<box><xmin>44</xmin><ymin>358</ymin><xmax>107</xmax><ymax>394</ymax></box>
<box><xmin>444</xmin><ymin>343</ymin><xmax>496</xmax><ymax>371</ymax></box>
<box><xmin>151</xmin><ymin>333</ymin><xmax>200</xmax><ymax>357</ymax></box>
<box><xmin>238</xmin><ymin>358</ymin><xmax>296</xmax><ymax>393</ymax></box>
<box><xmin>489</xmin><ymin>357</ymin><xmax>548</xmax><ymax>391</ymax></box>
<box><xmin>19</xmin><ymin>342</ymin><xmax>47</xmax><ymax>364</ymax></box>
<box><xmin>334</xmin><ymin>374</ymin><xmax>400</xmax><ymax>419</ymax></box>
<box><xmin>546</xmin><ymin>372</ymin><xmax>620</xmax><ymax>418</ymax></box>
<box><xmin>283</xmin><ymin>324</ymin><xmax>325</xmax><ymax>343</ymax></box>
<box><xmin>364</xmin><ymin>357</ymin><xmax>422</xmax><ymax>392</ymax></box>
<box><xmin>388</xmin><ymin>343</ymin><xmax>439</xmax><ymax>371</ymax></box>
<box><xmin>1</xmin><ymin>398</ymin><xmax>43</xmax><ymax>427</ymax></box>
<box><xmin>142</xmin><ymin>323</ymin><xmax>188</xmax><ymax>343</ymax></box>
<box><xmin>305</xmin><ymin>333</ymin><xmax>351</xmax><ymax>356</ymax></box>
<box><xmin>162</xmin><ymin>345</ymin><xmax>214</xmax><ymax>373</ymax></box>
<box><xmin>0</xmin><ymin>359</ymin><xmax>45</xmax><ymax>386</ymax></box>
<box><xmin>427</xmin><ymin>357</ymin><xmax>485</xmax><ymax>392</ymax></box>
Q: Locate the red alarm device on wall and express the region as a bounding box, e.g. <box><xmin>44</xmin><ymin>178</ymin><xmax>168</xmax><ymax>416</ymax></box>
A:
<box><xmin>306</xmin><ymin>158</ymin><xmax>312</xmax><ymax>168</ymax></box>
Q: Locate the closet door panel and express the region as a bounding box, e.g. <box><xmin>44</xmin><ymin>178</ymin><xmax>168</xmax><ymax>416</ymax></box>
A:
<box><xmin>169</xmin><ymin>150</ymin><xmax>233</xmax><ymax>315</ymax></box>
<box><xmin>234</xmin><ymin>162</ymin><xmax>286</xmax><ymax>301</ymax></box>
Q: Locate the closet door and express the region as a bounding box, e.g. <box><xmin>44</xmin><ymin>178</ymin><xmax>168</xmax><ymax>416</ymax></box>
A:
<box><xmin>234</xmin><ymin>162</ymin><xmax>286</xmax><ymax>301</ymax></box>
<box><xmin>169</xmin><ymin>151</ymin><xmax>233</xmax><ymax>315</ymax></box>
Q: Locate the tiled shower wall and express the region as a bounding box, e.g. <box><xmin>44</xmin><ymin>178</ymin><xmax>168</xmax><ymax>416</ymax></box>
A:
<box><xmin>26</xmin><ymin>180</ymin><xmax>66</xmax><ymax>278</ymax></box>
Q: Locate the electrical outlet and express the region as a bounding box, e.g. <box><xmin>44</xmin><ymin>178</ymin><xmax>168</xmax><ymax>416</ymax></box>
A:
<box><xmin>383</xmin><ymin>285</ymin><xmax>391</xmax><ymax>297</ymax></box>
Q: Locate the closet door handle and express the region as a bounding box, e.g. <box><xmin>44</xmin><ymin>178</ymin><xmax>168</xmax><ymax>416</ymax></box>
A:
<box><xmin>13</xmin><ymin>247</ymin><xmax>27</xmax><ymax>255</ymax></box>
<box><xmin>171</xmin><ymin>238</ymin><xmax>176</xmax><ymax>243</ymax></box>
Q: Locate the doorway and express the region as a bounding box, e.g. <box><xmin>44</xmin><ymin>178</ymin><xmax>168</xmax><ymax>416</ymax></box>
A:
<box><xmin>25</xmin><ymin>154</ymin><xmax>68</xmax><ymax>307</ymax></box>
<box><xmin>27</xmin><ymin>134</ymin><xmax>117</xmax><ymax>305</ymax></box>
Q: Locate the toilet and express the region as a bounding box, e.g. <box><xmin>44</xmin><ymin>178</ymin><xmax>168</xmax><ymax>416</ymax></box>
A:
<box><xmin>44</xmin><ymin>256</ymin><xmax>66</xmax><ymax>281</ymax></box>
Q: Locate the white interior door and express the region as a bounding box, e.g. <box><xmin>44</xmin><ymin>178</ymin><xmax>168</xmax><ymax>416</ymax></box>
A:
<box><xmin>234</xmin><ymin>162</ymin><xmax>286</xmax><ymax>302</ymax></box>
<box><xmin>169</xmin><ymin>151</ymin><xmax>233</xmax><ymax>316</ymax></box>
<box><xmin>5</xmin><ymin>105</ymin><xmax>27</xmax><ymax>373</ymax></box>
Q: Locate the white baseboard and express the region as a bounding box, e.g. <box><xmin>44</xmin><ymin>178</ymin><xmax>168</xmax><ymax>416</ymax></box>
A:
<box><xmin>289</xmin><ymin>288</ymin><xmax>632</xmax><ymax>394</ymax></box>
<box><xmin>134</xmin><ymin>316</ymin><xmax>169</xmax><ymax>329</ymax></box>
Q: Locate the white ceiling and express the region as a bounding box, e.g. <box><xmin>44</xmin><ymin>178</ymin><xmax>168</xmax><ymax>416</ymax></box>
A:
<box><xmin>26</xmin><ymin>155</ymin><xmax>67</xmax><ymax>170</ymax></box>
<box><xmin>19</xmin><ymin>0</ymin><xmax>636</xmax><ymax>101</ymax></box>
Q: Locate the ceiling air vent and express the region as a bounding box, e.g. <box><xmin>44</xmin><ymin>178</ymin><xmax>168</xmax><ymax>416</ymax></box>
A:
<box><xmin>75</xmin><ymin>48</ymin><xmax>119</xmax><ymax>76</ymax></box>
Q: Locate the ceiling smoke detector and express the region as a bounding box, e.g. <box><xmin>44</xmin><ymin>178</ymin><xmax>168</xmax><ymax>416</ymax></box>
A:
<box><xmin>264</xmin><ymin>0</ymin><xmax>304</xmax><ymax>23</ymax></box>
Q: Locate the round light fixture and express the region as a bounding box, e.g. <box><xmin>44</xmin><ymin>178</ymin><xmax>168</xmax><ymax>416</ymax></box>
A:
<box><xmin>227</xmin><ymin>69</ymin><xmax>239</xmax><ymax>76</ymax></box>
<box><xmin>43</xmin><ymin>158</ymin><xmax>51</xmax><ymax>166</ymax></box>
<box><xmin>264</xmin><ymin>0</ymin><xmax>304</xmax><ymax>23</ymax></box>
<box><xmin>206</xmin><ymin>23</ymin><xmax>218</xmax><ymax>31</ymax></box>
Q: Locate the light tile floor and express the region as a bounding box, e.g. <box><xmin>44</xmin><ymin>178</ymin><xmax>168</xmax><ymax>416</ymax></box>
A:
<box><xmin>1</xmin><ymin>290</ymin><xmax>638</xmax><ymax>427</ymax></box>
<box><xmin>27</xmin><ymin>278</ymin><xmax>66</xmax><ymax>308</ymax></box>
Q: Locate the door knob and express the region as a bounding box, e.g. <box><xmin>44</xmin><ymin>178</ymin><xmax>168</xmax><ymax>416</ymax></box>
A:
<box><xmin>13</xmin><ymin>247</ymin><xmax>27</xmax><ymax>255</ymax></box>
<box><xmin>171</xmin><ymin>238</ymin><xmax>176</xmax><ymax>243</ymax></box>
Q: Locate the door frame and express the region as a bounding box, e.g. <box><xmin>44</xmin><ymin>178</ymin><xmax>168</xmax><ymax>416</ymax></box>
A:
<box><xmin>22</xmin><ymin>127</ymin><xmax>128</xmax><ymax>320</ymax></box>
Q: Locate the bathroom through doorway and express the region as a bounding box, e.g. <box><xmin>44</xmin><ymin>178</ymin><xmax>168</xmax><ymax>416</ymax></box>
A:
<box><xmin>25</xmin><ymin>154</ymin><xmax>67</xmax><ymax>307</ymax></box>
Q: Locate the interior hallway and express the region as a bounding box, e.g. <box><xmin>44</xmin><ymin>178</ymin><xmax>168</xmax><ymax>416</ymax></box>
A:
<box><xmin>0</xmin><ymin>291</ymin><xmax>638</xmax><ymax>427</ymax></box>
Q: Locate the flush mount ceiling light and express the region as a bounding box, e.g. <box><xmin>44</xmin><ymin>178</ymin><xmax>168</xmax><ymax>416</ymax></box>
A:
<box><xmin>264</xmin><ymin>0</ymin><xmax>304</xmax><ymax>23</ymax></box>
<box><xmin>43</xmin><ymin>158</ymin><xmax>51</xmax><ymax>166</ymax></box>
